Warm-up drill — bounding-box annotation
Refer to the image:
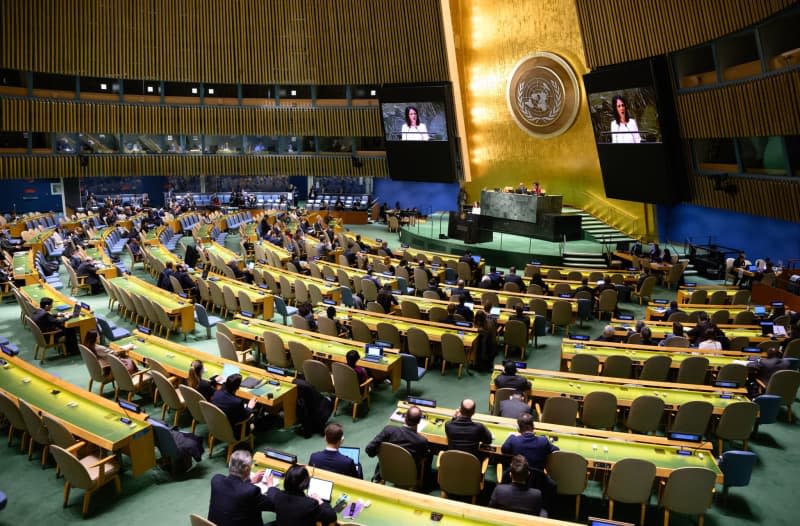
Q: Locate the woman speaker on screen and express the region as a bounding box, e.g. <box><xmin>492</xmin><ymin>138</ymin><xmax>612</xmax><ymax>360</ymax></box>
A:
<box><xmin>610</xmin><ymin>95</ymin><xmax>641</xmax><ymax>144</ymax></box>
<box><xmin>401</xmin><ymin>106</ymin><xmax>429</xmax><ymax>141</ymax></box>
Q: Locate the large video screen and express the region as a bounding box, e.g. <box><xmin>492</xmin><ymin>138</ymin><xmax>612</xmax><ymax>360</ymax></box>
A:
<box><xmin>588</xmin><ymin>87</ymin><xmax>662</xmax><ymax>144</ymax></box>
<box><xmin>381</xmin><ymin>102</ymin><xmax>448</xmax><ymax>142</ymax></box>
<box><xmin>583</xmin><ymin>57</ymin><xmax>687</xmax><ymax>205</ymax></box>
<box><xmin>378</xmin><ymin>84</ymin><xmax>458</xmax><ymax>183</ymax></box>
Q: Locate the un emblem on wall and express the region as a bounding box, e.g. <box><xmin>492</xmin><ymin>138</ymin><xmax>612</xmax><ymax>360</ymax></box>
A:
<box><xmin>507</xmin><ymin>52</ymin><xmax>580</xmax><ymax>138</ymax></box>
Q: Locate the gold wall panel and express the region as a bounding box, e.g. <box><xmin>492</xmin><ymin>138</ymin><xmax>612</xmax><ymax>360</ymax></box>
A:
<box><xmin>451</xmin><ymin>0</ymin><xmax>650</xmax><ymax>238</ymax></box>
<box><xmin>0</xmin><ymin>154</ymin><xmax>388</xmax><ymax>180</ymax></box>
<box><xmin>689</xmin><ymin>174</ymin><xmax>800</xmax><ymax>223</ymax></box>
<box><xmin>1</xmin><ymin>0</ymin><xmax>448</xmax><ymax>84</ymax></box>
<box><xmin>575</xmin><ymin>0</ymin><xmax>794</xmax><ymax>68</ymax></box>
<box><xmin>677</xmin><ymin>69</ymin><xmax>800</xmax><ymax>138</ymax></box>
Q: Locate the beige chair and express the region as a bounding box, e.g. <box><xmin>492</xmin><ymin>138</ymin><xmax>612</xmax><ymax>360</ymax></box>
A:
<box><xmin>331</xmin><ymin>362</ymin><xmax>373</xmax><ymax>421</ymax></box>
<box><xmin>783</xmin><ymin>339</ymin><xmax>800</xmax><ymax>359</ymax></box>
<box><xmin>308</xmin><ymin>284</ymin><xmax>325</xmax><ymax>306</ymax></box>
<box><xmin>639</xmin><ymin>355</ymin><xmax>672</xmax><ymax>381</ymax></box>
<box><xmin>539</xmin><ymin>396</ymin><xmax>579</xmax><ymax>426</ymax></box>
<box><xmin>199</xmin><ymin>400</ymin><xmax>254</xmax><ymax>461</ymax></box>
<box><xmin>731</xmin><ymin>290</ymin><xmax>751</xmax><ymax>306</ymax></box>
<box><xmin>599</xmin><ymin>355</ymin><xmax>632</xmax><ymax>379</ymax></box>
<box><xmin>716</xmin><ymin>363</ymin><xmax>748</xmax><ymax>386</ymax></box>
<box><xmin>176</xmin><ymin>383</ymin><xmax>209</xmax><ymax>435</ymax></box>
<box><xmin>503</xmin><ymin>319</ymin><xmax>528</xmax><ymax>359</ymax></box>
<box><xmin>670</xmin><ymin>401</ymin><xmax>713</xmax><ymax>437</ymax></box>
<box><xmin>293</xmin><ymin>279</ymin><xmax>309</xmax><ymax>304</ymax></box>
<box><xmin>26</xmin><ymin>315</ymin><xmax>66</xmax><ymax>364</ymax></box>
<box><xmin>659</xmin><ymin>467</ymin><xmax>717</xmax><ymax>526</ymax></box>
<box><xmin>664</xmin><ymin>335</ymin><xmax>690</xmax><ymax>348</ymax></box>
<box><xmin>596</xmin><ymin>289</ymin><xmax>618</xmax><ymax>320</ymax></box>
<box><xmin>428</xmin><ymin>306</ymin><xmax>447</xmax><ymax>323</ymax></box>
<box><xmin>422</xmin><ymin>290</ymin><xmax>440</xmax><ymax>300</ymax></box>
<box><xmin>316</xmin><ymin>317</ymin><xmax>340</xmax><ymax>337</ymax></box>
<box><xmin>378</xmin><ymin>442</ymin><xmax>422</xmax><ymax>490</ymax></box>
<box><xmin>263</xmin><ymin>331</ymin><xmax>291</xmax><ymax>369</ymax></box>
<box><xmin>570</xmin><ymin>353</ymin><xmax>600</xmax><ymax>375</ymax></box>
<box><xmin>217</xmin><ymin>332</ymin><xmax>252</xmax><ymax>363</ymax></box>
<box><xmin>365</xmin><ymin>301</ymin><xmax>384</xmax><ymax>314</ymax></box>
<box><xmin>667</xmin><ymin>311</ymin><xmax>690</xmax><ymax>323</ymax></box>
<box><xmin>303</xmin><ymin>359</ymin><xmax>335</xmax><ymax>395</ymax></box>
<box><xmin>626</xmin><ymin>332</ymin><xmax>643</xmax><ymax>345</ymax></box>
<box><xmin>715</xmin><ymin>401</ymin><xmax>759</xmax><ymax>453</ymax></box>
<box><xmin>107</xmin><ymin>353</ymin><xmax>152</xmax><ymax>402</ymax></box>
<box><xmin>440</xmin><ymin>333</ymin><xmax>468</xmax><ymax>378</ymax></box>
<box><xmin>50</xmin><ymin>443</ymin><xmax>121</xmax><ymax>517</ymax></box>
<box><xmin>18</xmin><ymin>398</ymin><xmax>50</xmax><ymax>465</ymax></box>
<box><xmin>763</xmin><ymin>370</ymin><xmax>800</xmax><ymax>422</ymax></box>
<box><xmin>437</xmin><ymin>450</ymin><xmax>488</xmax><ymax>504</ymax></box>
<box><xmin>349</xmin><ymin>319</ymin><xmax>373</xmax><ymax>344</ymax></box>
<box><xmin>222</xmin><ymin>286</ymin><xmax>241</xmax><ymax>318</ymax></box>
<box><xmin>400</xmin><ymin>301</ymin><xmax>422</xmax><ymax>319</ymax></box>
<box><xmin>546</xmin><ymin>451</ymin><xmax>588</xmax><ymax>520</ymax></box>
<box><xmin>632</xmin><ymin>275</ymin><xmax>657</xmax><ymax>304</ymax></box>
<box><xmin>688</xmin><ymin>289</ymin><xmax>708</xmax><ymax>304</ymax></box>
<box><xmin>169</xmin><ymin>275</ymin><xmax>185</xmax><ymax>295</ymax></box>
<box><xmin>710</xmin><ymin>309</ymin><xmax>730</xmax><ymax>325</ymax></box>
<box><xmin>42</xmin><ymin>413</ymin><xmax>78</xmax><ymax>477</ymax></box>
<box><xmin>376</xmin><ymin>322</ymin><xmax>402</xmax><ymax>349</ymax></box>
<box><xmin>190</xmin><ymin>514</ymin><xmax>218</xmax><ymax>526</ymax></box>
<box><xmin>527</xmin><ymin>283</ymin><xmax>544</xmax><ymax>295</ymax></box>
<box><xmin>65</xmin><ymin>263</ymin><xmax>92</xmax><ymax>296</ymax></box>
<box><xmin>151</xmin><ymin>370</ymin><xmax>186</xmax><ymax>426</ymax></box>
<box><xmin>581</xmin><ymin>391</ymin><xmax>618</xmax><ymax>430</ymax></box>
<box><xmin>0</xmin><ymin>390</ymin><xmax>28</xmax><ymax>449</ymax></box>
<box><xmin>605</xmin><ymin>458</ymin><xmax>656</xmax><ymax>526</ymax></box>
<box><xmin>290</xmin><ymin>314</ymin><xmax>310</xmax><ymax>331</ymax></box>
<box><xmin>677</xmin><ymin>356</ymin><xmax>709</xmax><ymax>385</ymax></box>
<box><xmin>237</xmin><ymin>290</ymin><xmax>260</xmax><ymax>319</ymax></box>
<box><xmin>626</xmin><ymin>395</ymin><xmax>665</xmax><ymax>434</ymax></box>
<box><xmin>406</xmin><ymin>327</ymin><xmax>432</xmax><ymax>369</ymax></box>
<box><xmin>288</xmin><ymin>341</ymin><xmax>314</xmax><ymax>373</ymax></box>
<box><xmin>708</xmin><ymin>290</ymin><xmax>729</xmax><ymax>305</ymax></box>
<box><xmin>78</xmin><ymin>344</ymin><xmax>115</xmax><ymax>395</ymax></box>
<box><xmin>491</xmin><ymin>387</ymin><xmax>517</xmax><ymax>416</ymax></box>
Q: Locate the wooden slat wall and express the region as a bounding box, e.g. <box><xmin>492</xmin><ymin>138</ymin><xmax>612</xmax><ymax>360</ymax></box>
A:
<box><xmin>0</xmin><ymin>98</ymin><xmax>382</xmax><ymax>136</ymax></box>
<box><xmin>690</xmin><ymin>174</ymin><xmax>800</xmax><ymax>223</ymax></box>
<box><xmin>1</xmin><ymin>0</ymin><xmax>448</xmax><ymax>84</ymax></box>
<box><xmin>575</xmin><ymin>0</ymin><xmax>794</xmax><ymax>68</ymax></box>
<box><xmin>677</xmin><ymin>69</ymin><xmax>800</xmax><ymax>138</ymax></box>
<box><xmin>0</xmin><ymin>154</ymin><xmax>388</xmax><ymax>180</ymax></box>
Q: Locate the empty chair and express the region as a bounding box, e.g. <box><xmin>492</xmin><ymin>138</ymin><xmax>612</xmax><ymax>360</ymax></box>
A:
<box><xmin>440</xmin><ymin>333</ymin><xmax>468</xmax><ymax>378</ymax></box>
<box><xmin>195</xmin><ymin>303</ymin><xmax>223</xmax><ymax>339</ymax></box>
<box><xmin>545</xmin><ymin>451</ymin><xmax>588</xmax><ymax>520</ymax></box>
<box><xmin>95</xmin><ymin>315</ymin><xmax>131</xmax><ymax>342</ymax></box>
<box><xmin>763</xmin><ymin>370</ymin><xmax>800</xmax><ymax>422</ymax></box>
<box><xmin>753</xmin><ymin>394</ymin><xmax>781</xmax><ymax>432</ymax></box>
<box><xmin>632</xmin><ymin>275</ymin><xmax>656</xmax><ymax>305</ymax></box>
<box><xmin>670</xmin><ymin>401</ymin><xmax>713</xmax><ymax>437</ymax></box>
<box><xmin>708</xmin><ymin>290</ymin><xmax>729</xmax><ymax>305</ymax></box>
<box><xmin>376</xmin><ymin>322</ymin><xmax>402</xmax><ymax>349</ymax></box>
<box><xmin>17</xmin><ymin>399</ymin><xmax>50</xmax><ymax>465</ymax></box>
<box><xmin>570</xmin><ymin>354</ymin><xmax>600</xmax><ymax>375</ymax></box>
<box><xmin>783</xmin><ymin>339</ymin><xmax>800</xmax><ymax>359</ymax></box>
<box><xmin>716</xmin><ymin>363</ymin><xmax>748</xmax><ymax>387</ymax></box>
<box><xmin>290</xmin><ymin>314</ymin><xmax>310</xmax><ymax>331</ymax></box>
<box><xmin>400</xmin><ymin>353</ymin><xmax>426</xmax><ymax>395</ymax></box>
<box><xmin>331</xmin><ymin>362</ymin><xmax>373</xmax><ymax>421</ymax></box>
<box><xmin>78</xmin><ymin>344</ymin><xmax>115</xmax><ymax>395</ymax></box>
<box><xmin>199</xmin><ymin>401</ymin><xmax>254</xmax><ymax>461</ymax></box>
<box><xmin>288</xmin><ymin>341</ymin><xmax>313</xmax><ymax>373</ymax></box>
<box><xmin>715</xmin><ymin>401</ymin><xmax>759</xmax><ymax>453</ymax></box>
<box><xmin>365</xmin><ymin>301</ymin><xmax>384</xmax><ymax>314</ymax></box>
<box><xmin>550</xmin><ymin>300</ymin><xmax>572</xmax><ymax>335</ymax></box>
<box><xmin>662</xmin><ymin>335</ymin><xmax>690</xmax><ymax>348</ymax></box>
<box><xmin>428</xmin><ymin>306</ymin><xmax>447</xmax><ymax>323</ymax></box>
<box><xmin>605</xmin><ymin>458</ymin><xmax>657</xmax><ymax>526</ymax></box>
<box><xmin>216</xmin><ymin>332</ymin><xmax>251</xmax><ymax>363</ymax></box>
<box><xmin>222</xmin><ymin>286</ymin><xmax>240</xmax><ymax>317</ymax></box>
<box><xmin>0</xmin><ymin>391</ymin><xmax>27</xmax><ymax>448</ymax></box>
<box><xmin>666</xmin><ymin>311</ymin><xmax>689</xmax><ymax>323</ymax></box>
<box><xmin>677</xmin><ymin>356</ymin><xmax>709</xmax><ymax>385</ymax></box>
<box><xmin>178</xmin><ymin>384</ymin><xmax>208</xmax><ymax>435</ymax></box>
<box><xmin>378</xmin><ymin>442</ymin><xmax>421</xmax><ymax>490</ymax></box>
<box><xmin>437</xmin><ymin>450</ymin><xmax>487</xmax><ymax>504</ymax></box>
<box><xmin>316</xmin><ymin>317</ymin><xmax>340</xmax><ymax>337</ymax></box>
<box><xmin>581</xmin><ymin>391</ymin><xmax>618</xmax><ymax>430</ymax></box>
<box><xmin>262</xmin><ymin>332</ymin><xmax>290</xmax><ymax>369</ymax></box>
<box><xmin>626</xmin><ymin>395</ymin><xmax>665</xmax><ymax>434</ymax></box>
<box><xmin>733</xmin><ymin>310</ymin><xmax>755</xmax><ymax>325</ymax></box>
<box><xmin>303</xmin><ymin>359</ymin><xmax>334</xmax><ymax>395</ymax></box>
<box><xmin>626</xmin><ymin>332</ymin><xmax>643</xmax><ymax>345</ymax></box>
<box><xmin>273</xmin><ymin>296</ymin><xmax>299</xmax><ymax>325</ymax></box>
<box><xmin>602</xmin><ymin>355</ymin><xmax>633</xmax><ymax>379</ymax></box>
<box><xmin>639</xmin><ymin>355</ymin><xmax>671</xmax><ymax>381</ymax></box>
<box><xmin>346</xmin><ymin>318</ymin><xmax>371</xmax><ymax>343</ymax></box>
<box><xmin>49</xmin><ymin>444</ymin><xmax>122</xmax><ymax>517</ymax></box>
<box><xmin>503</xmin><ymin>319</ymin><xmax>528</xmax><ymax>359</ymax></box>
<box><xmin>710</xmin><ymin>309</ymin><xmax>730</xmax><ymax>326</ymax></box>
<box><xmin>540</xmin><ymin>396</ymin><xmax>579</xmax><ymax>426</ymax></box>
<box><xmin>596</xmin><ymin>289</ymin><xmax>618</xmax><ymax>320</ymax></box>
<box><xmin>107</xmin><ymin>353</ymin><xmax>152</xmax><ymax>402</ymax></box>
<box><xmin>400</xmin><ymin>301</ymin><xmax>422</xmax><ymax>319</ymax></box>
<box><xmin>728</xmin><ymin>336</ymin><xmax>750</xmax><ymax>351</ymax></box>
<box><xmin>405</xmin><ymin>327</ymin><xmax>432</xmax><ymax>369</ymax></box>
<box><xmin>718</xmin><ymin>450</ymin><xmax>757</xmax><ymax>503</ymax></box>
<box><xmin>659</xmin><ymin>467</ymin><xmax>717</xmax><ymax>526</ymax></box>
<box><xmin>688</xmin><ymin>289</ymin><xmax>708</xmax><ymax>304</ymax></box>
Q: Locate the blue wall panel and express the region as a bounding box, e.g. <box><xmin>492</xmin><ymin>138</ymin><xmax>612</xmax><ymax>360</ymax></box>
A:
<box><xmin>658</xmin><ymin>203</ymin><xmax>800</xmax><ymax>263</ymax></box>
<box><xmin>1</xmin><ymin>179</ymin><xmax>62</xmax><ymax>214</ymax></box>
<box><xmin>372</xmin><ymin>180</ymin><xmax>459</xmax><ymax>215</ymax></box>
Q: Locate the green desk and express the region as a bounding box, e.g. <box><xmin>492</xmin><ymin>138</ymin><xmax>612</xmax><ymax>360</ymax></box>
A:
<box><xmin>12</xmin><ymin>251</ymin><xmax>38</xmax><ymax>285</ymax></box>
<box><xmin>525</xmin><ymin>264</ymin><xmax>639</xmax><ymax>283</ymax></box>
<box><xmin>21</xmin><ymin>282</ymin><xmax>97</xmax><ymax>341</ymax></box>
<box><xmin>610</xmin><ymin>318</ymin><xmax>768</xmax><ymax>344</ymax></box>
<box><xmin>492</xmin><ymin>367</ymin><xmax>747</xmax><ymax>415</ymax></box>
<box><xmin>253</xmin><ymin>453</ymin><xmax>563</xmax><ymax>526</ymax></box>
<box><xmin>390</xmin><ymin>402</ymin><xmax>722</xmax><ymax>482</ymax></box>
<box><xmin>225</xmin><ymin>317</ymin><xmax>402</xmax><ymax>391</ymax></box>
<box><xmin>646</xmin><ymin>303</ymin><xmax>751</xmax><ymax>322</ymax></box>
<box><xmin>112</xmin><ymin>331</ymin><xmax>296</xmax><ymax>427</ymax></box>
<box><xmin>677</xmin><ymin>286</ymin><xmax>741</xmax><ymax>303</ymax></box>
<box><xmin>142</xmin><ymin>226</ymin><xmax>163</xmax><ymax>246</ymax></box>
<box><xmin>391</xmin><ymin>295</ymin><xmax>515</xmax><ymax>327</ymax></box>
<box><xmin>463</xmin><ymin>287</ymin><xmax>579</xmax><ymax>313</ymax></box>
<box><xmin>255</xmin><ymin>264</ymin><xmax>342</xmax><ymax>303</ymax></box>
<box><xmin>84</xmin><ymin>246</ymin><xmax>119</xmax><ymax>279</ymax></box>
<box><xmin>0</xmin><ymin>355</ymin><xmax>155</xmax><ymax>476</ymax></box>
<box><xmin>560</xmin><ymin>339</ymin><xmax>755</xmax><ymax>373</ymax></box>
<box><xmin>202</xmin><ymin>274</ymin><xmax>275</xmax><ymax>320</ymax></box>
<box><xmin>110</xmin><ymin>275</ymin><xmax>195</xmax><ymax>335</ymax></box>
<box><xmin>146</xmin><ymin>244</ymin><xmax>183</xmax><ymax>267</ymax></box>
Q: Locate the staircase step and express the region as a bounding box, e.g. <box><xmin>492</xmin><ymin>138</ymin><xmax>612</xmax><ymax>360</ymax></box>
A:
<box><xmin>563</xmin><ymin>251</ymin><xmax>605</xmax><ymax>258</ymax></box>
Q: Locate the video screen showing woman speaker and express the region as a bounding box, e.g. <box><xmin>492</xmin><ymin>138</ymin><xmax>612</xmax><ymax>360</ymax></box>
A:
<box><xmin>381</xmin><ymin>102</ymin><xmax>448</xmax><ymax>142</ymax></box>
<box><xmin>587</xmin><ymin>87</ymin><xmax>662</xmax><ymax>144</ymax></box>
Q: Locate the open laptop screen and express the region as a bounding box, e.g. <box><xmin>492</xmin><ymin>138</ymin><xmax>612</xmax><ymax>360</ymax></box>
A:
<box><xmin>338</xmin><ymin>446</ymin><xmax>360</xmax><ymax>465</ymax></box>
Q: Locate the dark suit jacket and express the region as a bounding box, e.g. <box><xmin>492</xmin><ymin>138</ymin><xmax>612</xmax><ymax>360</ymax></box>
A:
<box><xmin>31</xmin><ymin>308</ymin><xmax>64</xmax><ymax>333</ymax></box>
<box><xmin>494</xmin><ymin>373</ymin><xmax>531</xmax><ymax>392</ymax></box>
<box><xmin>445</xmin><ymin>416</ymin><xmax>493</xmax><ymax>458</ymax></box>
<box><xmin>501</xmin><ymin>432</ymin><xmax>559</xmax><ymax>471</ymax></box>
<box><xmin>489</xmin><ymin>483</ymin><xmax>543</xmax><ymax>516</ymax></box>
<box><xmin>505</xmin><ymin>274</ymin><xmax>525</xmax><ymax>289</ymax></box>
<box><xmin>499</xmin><ymin>398</ymin><xmax>532</xmax><ymax>419</ymax></box>
<box><xmin>365</xmin><ymin>425</ymin><xmax>430</xmax><ymax>460</ymax></box>
<box><xmin>265</xmin><ymin>487</ymin><xmax>336</xmax><ymax>526</ymax></box>
<box><xmin>207</xmin><ymin>474</ymin><xmax>273</xmax><ymax>526</ymax></box>
<box><xmin>308</xmin><ymin>449</ymin><xmax>362</xmax><ymax>479</ymax></box>
<box><xmin>211</xmin><ymin>389</ymin><xmax>252</xmax><ymax>437</ymax></box>
<box><xmin>76</xmin><ymin>261</ymin><xmax>100</xmax><ymax>285</ymax></box>
<box><xmin>156</xmin><ymin>268</ymin><xmax>174</xmax><ymax>290</ymax></box>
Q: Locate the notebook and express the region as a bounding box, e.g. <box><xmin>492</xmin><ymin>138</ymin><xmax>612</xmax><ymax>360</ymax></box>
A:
<box><xmin>307</xmin><ymin>477</ymin><xmax>334</xmax><ymax>502</ymax></box>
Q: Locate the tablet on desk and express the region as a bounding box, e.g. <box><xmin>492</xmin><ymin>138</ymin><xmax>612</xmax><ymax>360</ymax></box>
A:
<box><xmin>307</xmin><ymin>477</ymin><xmax>334</xmax><ymax>502</ymax></box>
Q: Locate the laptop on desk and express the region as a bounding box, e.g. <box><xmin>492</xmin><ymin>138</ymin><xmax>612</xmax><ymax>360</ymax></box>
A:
<box><xmin>338</xmin><ymin>446</ymin><xmax>360</xmax><ymax>465</ymax></box>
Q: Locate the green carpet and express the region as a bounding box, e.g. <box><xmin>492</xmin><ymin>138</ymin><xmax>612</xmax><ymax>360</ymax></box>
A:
<box><xmin>0</xmin><ymin>229</ymin><xmax>796</xmax><ymax>526</ymax></box>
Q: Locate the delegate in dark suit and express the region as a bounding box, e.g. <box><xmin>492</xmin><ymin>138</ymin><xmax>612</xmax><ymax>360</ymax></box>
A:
<box><xmin>264</xmin><ymin>487</ymin><xmax>335</xmax><ymax>526</ymax></box>
<box><xmin>211</xmin><ymin>382</ymin><xmax>253</xmax><ymax>439</ymax></box>
<box><xmin>495</xmin><ymin>362</ymin><xmax>532</xmax><ymax>392</ymax></box>
<box><xmin>502</xmin><ymin>414</ymin><xmax>559</xmax><ymax>471</ymax></box>
<box><xmin>207</xmin><ymin>474</ymin><xmax>273</xmax><ymax>526</ymax></box>
<box><xmin>489</xmin><ymin>482</ymin><xmax>543</xmax><ymax>516</ymax></box>
<box><xmin>308</xmin><ymin>449</ymin><xmax>362</xmax><ymax>479</ymax></box>
<box><xmin>445</xmin><ymin>400</ymin><xmax>493</xmax><ymax>458</ymax></box>
<box><xmin>365</xmin><ymin>424</ymin><xmax>430</xmax><ymax>460</ymax></box>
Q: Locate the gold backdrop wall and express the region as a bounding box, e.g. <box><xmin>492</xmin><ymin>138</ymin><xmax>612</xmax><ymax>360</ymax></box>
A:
<box><xmin>450</xmin><ymin>0</ymin><xmax>651</xmax><ymax>238</ymax></box>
